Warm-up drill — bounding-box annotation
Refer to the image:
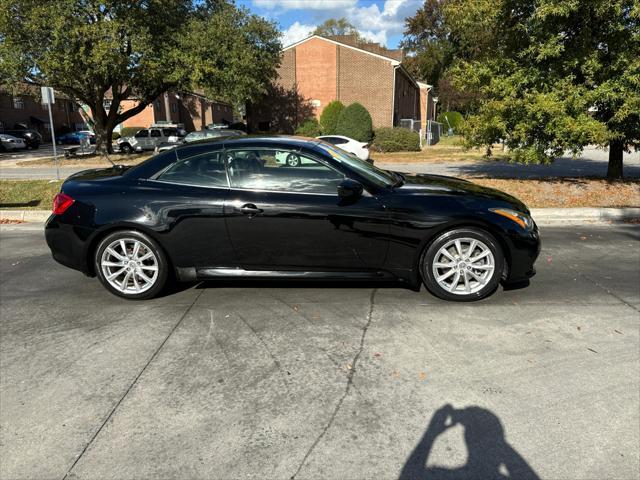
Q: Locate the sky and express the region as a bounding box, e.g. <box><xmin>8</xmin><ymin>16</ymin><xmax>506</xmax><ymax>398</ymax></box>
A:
<box><xmin>235</xmin><ymin>0</ymin><xmax>423</xmax><ymax>49</ymax></box>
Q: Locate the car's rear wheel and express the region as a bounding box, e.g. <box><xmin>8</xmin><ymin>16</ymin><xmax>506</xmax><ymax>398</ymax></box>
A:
<box><xmin>94</xmin><ymin>230</ymin><xmax>168</xmax><ymax>300</ymax></box>
<box><xmin>286</xmin><ymin>153</ymin><xmax>300</xmax><ymax>167</ymax></box>
<box><xmin>421</xmin><ymin>228</ymin><xmax>504</xmax><ymax>302</ymax></box>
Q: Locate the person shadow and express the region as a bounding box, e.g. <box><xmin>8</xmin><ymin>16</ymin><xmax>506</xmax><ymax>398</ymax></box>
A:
<box><xmin>399</xmin><ymin>404</ymin><xmax>540</xmax><ymax>480</ymax></box>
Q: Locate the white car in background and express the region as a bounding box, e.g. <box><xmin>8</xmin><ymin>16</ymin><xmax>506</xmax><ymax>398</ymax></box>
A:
<box><xmin>0</xmin><ymin>134</ymin><xmax>27</xmax><ymax>152</ymax></box>
<box><xmin>317</xmin><ymin>135</ymin><xmax>370</xmax><ymax>161</ymax></box>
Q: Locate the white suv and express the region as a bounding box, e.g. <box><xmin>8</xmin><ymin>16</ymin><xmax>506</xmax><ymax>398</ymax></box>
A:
<box><xmin>116</xmin><ymin>127</ymin><xmax>185</xmax><ymax>153</ymax></box>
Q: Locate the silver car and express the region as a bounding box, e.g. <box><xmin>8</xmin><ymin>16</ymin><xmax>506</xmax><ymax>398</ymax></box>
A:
<box><xmin>116</xmin><ymin>127</ymin><xmax>185</xmax><ymax>153</ymax></box>
<box><xmin>0</xmin><ymin>134</ymin><xmax>27</xmax><ymax>152</ymax></box>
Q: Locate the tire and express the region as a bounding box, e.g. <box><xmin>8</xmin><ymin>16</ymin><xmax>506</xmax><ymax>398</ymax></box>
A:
<box><xmin>94</xmin><ymin>230</ymin><xmax>169</xmax><ymax>300</ymax></box>
<box><xmin>120</xmin><ymin>143</ymin><xmax>133</xmax><ymax>154</ymax></box>
<box><xmin>420</xmin><ymin>228</ymin><xmax>504</xmax><ymax>302</ymax></box>
<box><xmin>286</xmin><ymin>153</ymin><xmax>300</xmax><ymax>167</ymax></box>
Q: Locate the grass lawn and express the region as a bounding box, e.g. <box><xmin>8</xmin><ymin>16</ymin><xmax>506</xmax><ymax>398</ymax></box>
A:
<box><xmin>0</xmin><ymin>180</ymin><xmax>63</xmax><ymax>209</ymax></box>
<box><xmin>371</xmin><ymin>136</ymin><xmax>508</xmax><ymax>164</ymax></box>
<box><xmin>1</xmin><ymin>177</ymin><xmax>638</xmax><ymax>211</ymax></box>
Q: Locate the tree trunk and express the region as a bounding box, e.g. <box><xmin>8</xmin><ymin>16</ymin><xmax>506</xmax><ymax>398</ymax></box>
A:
<box><xmin>91</xmin><ymin>108</ymin><xmax>110</xmax><ymax>156</ymax></box>
<box><xmin>607</xmin><ymin>140</ymin><xmax>624</xmax><ymax>180</ymax></box>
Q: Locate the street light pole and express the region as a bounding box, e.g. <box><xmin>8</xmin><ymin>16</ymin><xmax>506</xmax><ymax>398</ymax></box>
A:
<box><xmin>42</xmin><ymin>87</ymin><xmax>59</xmax><ymax>181</ymax></box>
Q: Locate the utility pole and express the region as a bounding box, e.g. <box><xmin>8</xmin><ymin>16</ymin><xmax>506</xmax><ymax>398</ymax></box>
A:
<box><xmin>41</xmin><ymin>87</ymin><xmax>59</xmax><ymax>180</ymax></box>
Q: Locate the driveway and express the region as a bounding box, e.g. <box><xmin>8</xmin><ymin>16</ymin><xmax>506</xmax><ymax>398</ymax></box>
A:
<box><xmin>0</xmin><ymin>225</ymin><xmax>638</xmax><ymax>480</ymax></box>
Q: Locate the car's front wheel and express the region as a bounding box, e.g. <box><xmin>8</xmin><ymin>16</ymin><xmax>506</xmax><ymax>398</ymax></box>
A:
<box><xmin>119</xmin><ymin>143</ymin><xmax>133</xmax><ymax>154</ymax></box>
<box><xmin>421</xmin><ymin>228</ymin><xmax>504</xmax><ymax>302</ymax></box>
<box><xmin>95</xmin><ymin>230</ymin><xmax>168</xmax><ymax>299</ymax></box>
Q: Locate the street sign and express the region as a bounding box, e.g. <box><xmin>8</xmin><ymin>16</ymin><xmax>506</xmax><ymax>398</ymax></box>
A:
<box><xmin>41</xmin><ymin>86</ymin><xmax>55</xmax><ymax>104</ymax></box>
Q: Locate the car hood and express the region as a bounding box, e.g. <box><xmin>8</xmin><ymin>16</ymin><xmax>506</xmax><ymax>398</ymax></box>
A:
<box><xmin>394</xmin><ymin>173</ymin><xmax>529</xmax><ymax>213</ymax></box>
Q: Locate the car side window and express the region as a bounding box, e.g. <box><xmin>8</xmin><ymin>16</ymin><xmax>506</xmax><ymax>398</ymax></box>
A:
<box><xmin>226</xmin><ymin>148</ymin><xmax>343</xmax><ymax>194</ymax></box>
<box><xmin>150</xmin><ymin>129</ymin><xmax>161</xmax><ymax>137</ymax></box>
<box><xmin>157</xmin><ymin>151</ymin><xmax>227</xmax><ymax>188</ymax></box>
<box><xmin>331</xmin><ymin>137</ymin><xmax>349</xmax><ymax>145</ymax></box>
<box><xmin>135</xmin><ymin>130</ymin><xmax>148</xmax><ymax>138</ymax></box>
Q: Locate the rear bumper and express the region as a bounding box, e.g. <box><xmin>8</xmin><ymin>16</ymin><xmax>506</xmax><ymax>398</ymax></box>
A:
<box><xmin>45</xmin><ymin>215</ymin><xmax>93</xmax><ymax>275</ymax></box>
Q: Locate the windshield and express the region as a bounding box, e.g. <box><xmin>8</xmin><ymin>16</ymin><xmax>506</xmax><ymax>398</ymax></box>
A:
<box><xmin>315</xmin><ymin>142</ymin><xmax>396</xmax><ymax>188</ymax></box>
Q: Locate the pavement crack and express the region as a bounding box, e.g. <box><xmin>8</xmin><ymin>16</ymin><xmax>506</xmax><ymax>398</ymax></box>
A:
<box><xmin>61</xmin><ymin>289</ymin><xmax>204</xmax><ymax>480</ymax></box>
<box><xmin>289</xmin><ymin>288</ymin><xmax>377</xmax><ymax>480</ymax></box>
<box><xmin>563</xmin><ymin>261</ymin><xmax>639</xmax><ymax>312</ymax></box>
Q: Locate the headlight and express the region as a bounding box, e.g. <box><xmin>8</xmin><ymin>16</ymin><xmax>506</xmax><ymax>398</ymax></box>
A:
<box><xmin>490</xmin><ymin>208</ymin><xmax>534</xmax><ymax>230</ymax></box>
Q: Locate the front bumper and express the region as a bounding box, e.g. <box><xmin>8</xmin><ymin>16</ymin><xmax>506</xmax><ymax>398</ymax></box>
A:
<box><xmin>503</xmin><ymin>225</ymin><xmax>541</xmax><ymax>284</ymax></box>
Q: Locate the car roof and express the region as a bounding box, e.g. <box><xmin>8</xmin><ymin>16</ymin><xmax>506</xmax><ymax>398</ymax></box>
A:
<box><xmin>176</xmin><ymin>135</ymin><xmax>321</xmax><ymax>150</ymax></box>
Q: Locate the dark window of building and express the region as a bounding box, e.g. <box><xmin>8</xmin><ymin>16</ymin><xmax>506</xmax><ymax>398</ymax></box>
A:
<box><xmin>13</xmin><ymin>97</ymin><xmax>24</xmax><ymax>109</ymax></box>
<box><xmin>171</xmin><ymin>103</ymin><xmax>177</xmax><ymax>113</ymax></box>
<box><xmin>103</xmin><ymin>99</ymin><xmax>112</xmax><ymax>110</ymax></box>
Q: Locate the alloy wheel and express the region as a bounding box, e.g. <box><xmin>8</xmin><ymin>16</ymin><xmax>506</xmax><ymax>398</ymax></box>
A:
<box><xmin>431</xmin><ymin>237</ymin><xmax>495</xmax><ymax>295</ymax></box>
<box><xmin>100</xmin><ymin>238</ymin><xmax>159</xmax><ymax>294</ymax></box>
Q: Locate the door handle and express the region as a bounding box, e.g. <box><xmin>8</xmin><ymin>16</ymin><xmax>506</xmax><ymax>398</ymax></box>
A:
<box><xmin>239</xmin><ymin>203</ymin><xmax>263</xmax><ymax>216</ymax></box>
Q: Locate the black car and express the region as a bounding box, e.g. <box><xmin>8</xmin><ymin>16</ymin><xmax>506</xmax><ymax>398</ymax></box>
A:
<box><xmin>4</xmin><ymin>129</ymin><xmax>42</xmax><ymax>149</ymax></box>
<box><xmin>45</xmin><ymin>136</ymin><xmax>540</xmax><ymax>301</ymax></box>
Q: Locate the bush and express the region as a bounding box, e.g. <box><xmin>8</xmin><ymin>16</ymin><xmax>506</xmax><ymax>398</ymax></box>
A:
<box><xmin>111</xmin><ymin>132</ymin><xmax>120</xmax><ymax>141</ymax></box>
<box><xmin>335</xmin><ymin>102</ymin><xmax>373</xmax><ymax>142</ymax></box>
<box><xmin>295</xmin><ymin>118</ymin><xmax>321</xmax><ymax>137</ymax></box>
<box><xmin>372</xmin><ymin>127</ymin><xmax>420</xmax><ymax>152</ymax></box>
<box><xmin>437</xmin><ymin>111</ymin><xmax>464</xmax><ymax>133</ymax></box>
<box><xmin>319</xmin><ymin>100</ymin><xmax>344</xmax><ymax>135</ymax></box>
<box><xmin>229</xmin><ymin>121</ymin><xmax>247</xmax><ymax>132</ymax></box>
<box><xmin>118</xmin><ymin>126</ymin><xmax>145</xmax><ymax>138</ymax></box>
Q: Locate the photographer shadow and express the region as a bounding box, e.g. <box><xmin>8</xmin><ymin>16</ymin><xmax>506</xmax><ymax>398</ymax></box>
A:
<box><xmin>399</xmin><ymin>404</ymin><xmax>539</xmax><ymax>480</ymax></box>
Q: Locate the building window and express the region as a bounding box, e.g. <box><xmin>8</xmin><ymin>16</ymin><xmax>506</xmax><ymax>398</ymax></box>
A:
<box><xmin>216</xmin><ymin>105</ymin><xmax>220</xmax><ymax>111</ymax></box>
<box><xmin>103</xmin><ymin>99</ymin><xmax>112</xmax><ymax>110</ymax></box>
<box><xmin>59</xmin><ymin>101</ymin><xmax>66</xmax><ymax>111</ymax></box>
<box><xmin>311</xmin><ymin>99</ymin><xmax>321</xmax><ymax>108</ymax></box>
<box><xmin>155</xmin><ymin>100</ymin><xmax>161</xmax><ymax>109</ymax></box>
<box><xmin>13</xmin><ymin>96</ymin><xmax>24</xmax><ymax>109</ymax></box>
<box><xmin>171</xmin><ymin>103</ymin><xmax>177</xmax><ymax>113</ymax></box>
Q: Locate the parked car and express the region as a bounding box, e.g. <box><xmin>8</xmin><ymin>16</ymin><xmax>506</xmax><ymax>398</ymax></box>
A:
<box><xmin>45</xmin><ymin>136</ymin><xmax>540</xmax><ymax>301</ymax></box>
<box><xmin>0</xmin><ymin>134</ymin><xmax>27</xmax><ymax>151</ymax></box>
<box><xmin>317</xmin><ymin>135</ymin><xmax>370</xmax><ymax>161</ymax></box>
<box><xmin>184</xmin><ymin>129</ymin><xmax>245</xmax><ymax>142</ymax></box>
<box><xmin>116</xmin><ymin>127</ymin><xmax>185</xmax><ymax>153</ymax></box>
<box><xmin>155</xmin><ymin>129</ymin><xmax>246</xmax><ymax>153</ymax></box>
<box><xmin>57</xmin><ymin>131</ymin><xmax>96</xmax><ymax>145</ymax></box>
<box><xmin>3</xmin><ymin>129</ymin><xmax>42</xmax><ymax>149</ymax></box>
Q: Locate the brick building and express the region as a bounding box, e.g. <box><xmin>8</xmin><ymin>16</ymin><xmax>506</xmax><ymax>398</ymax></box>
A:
<box><xmin>248</xmin><ymin>35</ymin><xmax>426</xmax><ymax>133</ymax></box>
<box><xmin>113</xmin><ymin>91</ymin><xmax>233</xmax><ymax>133</ymax></box>
<box><xmin>0</xmin><ymin>86</ymin><xmax>86</xmax><ymax>141</ymax></box>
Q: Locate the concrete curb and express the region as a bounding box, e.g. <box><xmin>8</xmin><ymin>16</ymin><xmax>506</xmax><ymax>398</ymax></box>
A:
<box><xmin>1</xmin><ymin>207</ymin><xmax>638</xmax><ymax>226</ymax></box>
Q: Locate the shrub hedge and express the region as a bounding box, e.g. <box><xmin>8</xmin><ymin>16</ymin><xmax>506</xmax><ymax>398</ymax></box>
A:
<box><xmin>295</xmin><ymin>118</ymin><xmax>321</xmax><ymax>137</ymax></box>
<box><xmin>319</xmin><ymin>100</ymin><xmax>344</xmax><ymax>135</ymax></box>
<box><xmin>335</xmin><ymin>102</ymin><xmax>373</xmax><ymax>142</ymax></box>
<box><xmin>372</xmin><ymin>127</ymin><xmax>420</xmax><ymax>152</ymax></box>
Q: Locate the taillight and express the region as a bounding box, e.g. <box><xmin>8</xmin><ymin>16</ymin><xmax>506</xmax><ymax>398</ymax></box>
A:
<box><xmin>53</xmin><ymin>193</ymin><xmax>74</xmax><ymax>215</ymax></box>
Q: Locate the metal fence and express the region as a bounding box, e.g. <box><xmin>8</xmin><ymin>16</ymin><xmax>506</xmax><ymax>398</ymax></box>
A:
<box><xmin>399</xmin><ymin>119</ymin><xmax>443</xmax><ymax>147</ymax></box>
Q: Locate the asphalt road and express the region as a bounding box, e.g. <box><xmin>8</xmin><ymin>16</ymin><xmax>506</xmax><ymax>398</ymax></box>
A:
<box><xmin>1</xmin><ymin>225</ymin><xmax>639</xmax><ymax>480</ymax></box>
<box><xmin>1</xmin><ymin>146</ymin><xmax>639</xmax><ymax>179</ymax></box>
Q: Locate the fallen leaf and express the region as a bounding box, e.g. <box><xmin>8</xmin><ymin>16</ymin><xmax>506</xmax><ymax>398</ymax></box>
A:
<box><xmin>579</xmin><ymin>236</ymin><xmax>588</xmax><ymax>240</ymax></box>
<box><xmin>418</xmin><ymin>371</ymin><xmax>426</xmax><ymax>381</ymax></box>
<box><xmin>614</xmin><ymin>329</ymin><xmax>622</xmax><ymax>335</ymax></box>
<box><xmin>292</xmin><ymin>305</ymin><xmax>299</xmax><ymax>311</ymax></box>
<box><xmin>373</xmin><ymin>352</ymin><xmax>382</xmax><ymax>358</ymax></box>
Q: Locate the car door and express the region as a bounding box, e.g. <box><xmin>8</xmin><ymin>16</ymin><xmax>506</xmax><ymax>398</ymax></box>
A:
<box><xmin>134</xmin><ymin>129</ymin><xmax>149</xmax><ymax>149</ymax></box>
<box><xmin>149</xmin><ymin>128</ymin><xmax>162</xmax><ymax>149</ymax></box>
<box><xmin>223</xmin><ymin>146</ymin><xmax>390</xmax><ymax>271</ymax></box>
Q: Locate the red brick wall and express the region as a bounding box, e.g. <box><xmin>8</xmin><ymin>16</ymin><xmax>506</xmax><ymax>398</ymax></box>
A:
<box><xmin>337</xmin><ymin>46</ymin><xmax>394</xmax><ymax>127</ymax></box>
<box><xmin>294</xmin><ymin>37</ymin><xmax>337</xmax><ymax>118</ymax></box>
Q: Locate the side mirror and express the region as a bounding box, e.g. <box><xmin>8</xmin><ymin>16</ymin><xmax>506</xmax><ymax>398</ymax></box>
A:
<box><xmin>337</xmin><ymin>178</ymin><xmax>364</xmax><ymax>199</ymax></box>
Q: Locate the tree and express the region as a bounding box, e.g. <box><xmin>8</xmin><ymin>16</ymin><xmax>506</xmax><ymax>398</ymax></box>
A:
<box><xmin>443</xmin><ymin>0</ymin><xmax>639</xmax><ymax>179</ymax></box>
<box><xmin>319</xmin><ymin>100</ymin><xmax>345</xmax><ymax>135</ymax></box>
<box><xmin>336</xmin><ymin>103</ymin><xmax>373</xmax><ymax>142</ymax></box>
<box><xmin>313</xmin><ymin>18</ymin><xmax>362</xmax><ymax>39</ymax></box>
<box><xmin>0</xmin><ymin>0</ymin><xmax>281</xmax><ymax>154</ymax></box>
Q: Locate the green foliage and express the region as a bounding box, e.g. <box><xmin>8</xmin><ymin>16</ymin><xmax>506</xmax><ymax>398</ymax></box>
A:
<box><xmin>335</xmin><ymin>103</ymin><xmax>373</xmax><ymax>142</ymax></box>
<box><xmin>420</xmin><ymin>0</ymin><xmax>639</xmax><ymax>178</ymax></box>
<box><xmin>437</xmin><ymin>111</ymin><xmax>464</xmax><ymax>132</ymax></box>
<box><xmin>372</xmin><ymin>128</ymin><xmax>420</xmax><ymax>152</ymax></box>
<box><xmin>0</xmin><ymin>0</ymin><xmax>281</xmax><ymax>153</ymax></box>
<box><xmin>295</xmin><ymin>118</ymin><xmax>321</xmax><ymax>137</ymax></box>
<box><xmin>118</xmin><ymin>127</ymin><xmax>146</xmax><ymax>139</ymax></box>
<box><xmin>314</xmin><ymin>18</ymin><xmax>361</xmax><ymax>39</ymax></box>
<box><xmin>319</xmin><ymin>101</ymin><xmax>345</xmax><ymax>135</ymax></box>
<box><xmin>111</xmin><ymin>132</ymin><xmax>120</xmax><ymax>141</ymax></box>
